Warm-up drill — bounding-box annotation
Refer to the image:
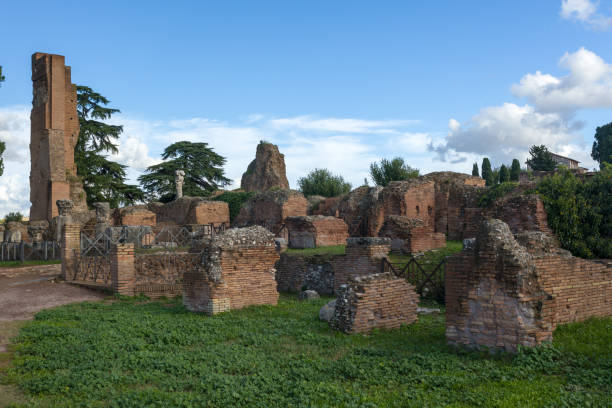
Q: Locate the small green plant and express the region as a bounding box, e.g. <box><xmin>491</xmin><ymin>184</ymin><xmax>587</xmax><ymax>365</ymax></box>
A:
<box><xmin>3</xmin><ymin>212</ymin><xmax>23</xmax><ymax>224</ymax></box>
<box><xmin>477</xmin><ymin>182</ymin><xmax>518</xmax><ymax>207</ymax></box>
<box><xmin>298</xmin><ymin>168</ymin><xmax>351</xmax><ymax>197</ymax></box>
<box><xmin>212</xmin><ymin>191</ymin><xmax>255</xmax><ymax>221</ymax></box>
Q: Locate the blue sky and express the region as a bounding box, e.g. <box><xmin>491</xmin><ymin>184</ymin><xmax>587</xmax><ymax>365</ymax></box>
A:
<box><xmin>1</xmin><ymin>0</ymin><xmax>612</xmax><ymax>215</ymax></box>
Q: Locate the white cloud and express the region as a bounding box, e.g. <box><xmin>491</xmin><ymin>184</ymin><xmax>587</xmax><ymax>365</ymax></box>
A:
<box><xmin>267</xmin><ymin>115</ymin><xmax>417</xmax><ymax>134</ymax></box>
<box><xmin>511</xmin><ymin>47</ymin><xmax>612</xmax><ymax>113</ymax></box>
<box><xmin>561</xmin><ymin>0</ymin><xmax>612</xmax><ymax>30</ymax></box>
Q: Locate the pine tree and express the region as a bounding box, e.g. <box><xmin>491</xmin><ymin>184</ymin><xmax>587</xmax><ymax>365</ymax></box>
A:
<box><xmin>510</xmin><ymin>159</ymin><xmax>521</xmax><ymax>181</ymax></box>
<box><xmin>526</xmin><ymin>145</ymin><xmax>556</xmax><ymax>171</ymax></box>
<box><xmin>472</xmin><ymin>162</ymin><xmax>479</xmax><ymax>177</ymax></box>
<box><xmin>499</xmin><ymin>164</ymin><xmax>509</xmax><ymax>183</ymax></box>
<box><xmin>139</xmin><ymin>141</ymin><xmax>231</xmax><ymax>202</ymax></box>
<box><xmin>481</xmin><ymin>158</ymin><xmax>494</xmax><ymax>186</ymax></box>
<box><xmin>76</xmin><ymin>86</ymin><xmax>145</xmax><ymax>208</ymax></box>
<box><xmin>592</xmin><ymin>122</ymin><xmax>612</xmax><ymax>167</ymax></box>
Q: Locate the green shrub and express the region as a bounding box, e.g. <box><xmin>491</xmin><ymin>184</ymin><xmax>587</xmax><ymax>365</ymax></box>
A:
<box><xmin>298</xmin><ymin>169</ymin><xmax>351</xmax><ymax>197</ymax></box>
<box><xmin>212</xmin><ymin>191</ymin><xmax>255</xmax><ymax>222</ymax></box>
<box><xmin>537</xmin><ymin>165</ymin><xmax>612</xmax><ymax>258</ymax></box>
<box><xmin>369</xmin><ymin>157</ymin><xmax>419</xmax><ymax>186</ymax></box>
<box><xmin>477</xmin><ymin>182</ymin><xmax>518</xmax><ymax>207</ymax></box>
<box><xmin>3</xmin><ymin>212</ymin><xmax>23</xmax><ymax>224</ymax></box>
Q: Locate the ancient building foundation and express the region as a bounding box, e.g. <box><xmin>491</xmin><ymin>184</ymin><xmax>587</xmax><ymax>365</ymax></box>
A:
<box><xmin>285</xmin><ymin>215</ymin><xmax>349</xmax><ymax>248</ymax></box>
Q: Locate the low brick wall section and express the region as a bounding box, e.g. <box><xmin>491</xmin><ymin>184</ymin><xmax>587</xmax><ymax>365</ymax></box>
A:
<box><xmin>183</xmin><ymin>226</ymin><xmax>280</xmax><ymax>315</ymax></box>
<box><xmin>332</xmin><ymin>237</ymin><xmax>391</xmax><ymax>293</ymax></box>
<box><xmin>330</xmin><ymin>273</ymin><xmax>419</xmax><ymax>333</ymax></box>
<box><xmin>275</xmin><ymin>253</ymin><xmax>337</xmax><ymax>295</ymax></box>
<box><xmin>378</xmin><ymin>215</ymin><xmax>445</xmax><ymax>253</ymax></box>
<box><xmin>285</xmin><ymin>215</ymin><xmax>349</xmax><ymax>248</ymax></box>
<box><xmin>446</xmin><ymin>219</ymin><xmax>612</xmax><ymax>352</ymax></box>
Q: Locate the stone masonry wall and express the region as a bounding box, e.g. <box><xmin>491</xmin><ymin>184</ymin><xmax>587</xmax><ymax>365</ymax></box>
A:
<box><xmin>332</xmin><ymin>237</ymin><xmax>391</xmax><ymax>293</ymax></box>
<box><xmin>183</xmin><ymin>226</ymin><xmax>279</xmax><ymax>315</ymax></box>
<box><xmin>378</xmin><ymin>215</ymin><xmax>445</xmax><ymax>253</ymax></box>
<box><xmin>285</xmin><ymin>215</ymin><xmax>348</xmax><ymax>248</ymax></box>
<box><xmin>233</xmin><ymin>190</ymin><xmax>308</xmax><ymax>235</ymax></box>
<box><xmin>275</xmin><ymin>253</ymin><xmax>336</xmax><ymax>295</ymax></box>
<box><xmin>147</xmin><ymin>198</ymin><xmax>230</xmax><ymax>226</ymax></box>
<box><xmin>30</xmin><ymin>53</ymin><xmax>87</xmax><ymax>222</ymax></box>
<box><xmin>330</xmin><ymin>273</ymin><xmax>419</xmax><ymax>333</ymax></box>
<box><xmin>445</xmin><ymin>219</ymin><xmax>612</xmax><ymax>352</ymax></box>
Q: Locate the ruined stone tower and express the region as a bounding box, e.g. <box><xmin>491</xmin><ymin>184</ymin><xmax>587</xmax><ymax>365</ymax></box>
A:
<box><xmin>30</xmin><ymin>53</ymin><xmax>87</xmax><ymax>222</ymax></box>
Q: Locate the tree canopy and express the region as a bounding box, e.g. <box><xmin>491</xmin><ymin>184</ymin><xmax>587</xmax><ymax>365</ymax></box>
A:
<box><xmin>0</xmin><ymin>141</ymin><xmax>5</xmax><ymax>178</ymax></box>
<box><xmin>369</xmin><ymin>157</ymin><xmax>419</xmax><ymax>187</ymax></box>
<box><xmin>298</xmin><ymin>168</ymin><xmax>352</xmax><ymax>198</ymax></box>
<box><xmin>472</xmin><ymin>163</ymin><xmax>479</xmax><ymax>177</ymax></box>
<box><xmin>0</xmin><ymin>66</ymin><xmax>5</xmax><ymax>87</ymax></box>
<box><xmin>139</xmin><ymin>141</ymin><xmax>231</xmax><ymax>202</ymax></box>
<box><xmin>510</xmin><ymin>159</ymin><xmax>521</xmax><ymax>181</ymax></box>
<box><xmin>526</xmin><ymin>145</ymin><xmax>556</xmax><ymax>171</ymax></box>
<box><xmin>499</xmin><ymin>164</ymin><xmax>509</xmax><ymax>183</ymax></box>
<box><xmin>481</xmin><ymin>158</ymin><xmax>494</xmax><ymax>186</ymax></box>
<box><xmin>76</xmin><ymin>86</ymin><xmax>145</xmax><ymax>208</ymax></box>
<box><xmin>592</xmin><ymin>122</ymin><xmax>612</xmax><ymax>168</ymax></box>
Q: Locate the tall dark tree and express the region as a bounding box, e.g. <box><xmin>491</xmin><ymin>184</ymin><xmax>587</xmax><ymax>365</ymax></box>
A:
<box><xmin>510</xmin><ymin>159</ymin><xmax>521</xmax><ymax>181</ymax></box>
<box><xmin>481</xmin><ymin>158</ymin><xmax>494</xmax><ymax>186</ymax></box>
<box><xmin>526</xmin><ymin>145</ymin><xmax>557</xmax><ymax>171</ymax></box>
<box><xmin>499</xmin><ymin>164</ymin><xmax>509</xmax><ymax>183</ymax></box>
<box><xmin>76</xmin><ymin>86</ymin><xmax>145</xmax><ymax>208</ymax></box>
<box><xmin>472</xmin><ymin>162</ymin><xmax>479</xmax><ymax>177</ymax></box>
<box><xmin>369</xmin><ymin>157</ymin><xmax>419</xmax><ymax>187</ymax></box>
<box><xmin>592</xmin><ymin>122</ymin><xmax>612</xmax><ymax>167</ymax></box>
<box><xmin>0</xmin><ymin>141</ymin><xmax>5</xmax><ymax>178</ymax></box>
<box><xmin>139</xmin><ymin>141</ymin><xmax>231</xmax><ymax>202</ymax></box>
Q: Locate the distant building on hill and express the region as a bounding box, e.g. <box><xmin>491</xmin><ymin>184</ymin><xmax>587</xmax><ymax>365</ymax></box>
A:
<box><xmin>549</xmin><ymin>152</ymin><xmax>580</xmax><ymax>169</ymax></box>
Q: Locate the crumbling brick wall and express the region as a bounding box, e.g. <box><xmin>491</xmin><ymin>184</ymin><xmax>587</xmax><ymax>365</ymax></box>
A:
<box><xmin>275</xmin><ymin>253</ymin><xmax>336</xmax><ymax>295</ymax></box>
<box><xmin>116</xmin><ymin>206</ymin><xmax>157</xmax><ymax>226</ymax></box>
<box><xmin>330</xmin><ymin>273</ymin><xmax>418</xmax><ymax>333</ymax></box>
<box><xmin>378</xmin><ymin>215</ymin><xmax>445</xmax><ymax>253</ymax></box>
<box><xmin>486</xmin><ymin>194</ymin><xmax>554</xmax><ymax>236</ymax></box>
<box><xmin>233</xmin><ymin>190</ymin><xmax>308</xmax><ymax>235</ymax></box>
<box><xmin>446</xmin><ymin>219</ymin><xmax>612</xmax><ymax>352</ymax></box>
<box><xmin>332</xmin><ymin>237</ymin><xmax>391</xmax><ymax>292</ymax></box>
<box><xmin>147</xmin><ymin>198</ymin><xmax>230</xmax><ymax>226</ymax></box>
<box><xmin>183</xmin><ymin>226</ymin><xmax>280</xmax><ymax>315</ymax></box>
<box><xmin>285</xmin><ymin>215</ymin><xmax>348</xmax><ymax>248</ymax></box>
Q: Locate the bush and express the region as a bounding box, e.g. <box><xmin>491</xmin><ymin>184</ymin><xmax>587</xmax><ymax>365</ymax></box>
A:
<box><xmin>537</xmin><ymin>165</ymin><xmax>612</xmax><ymax>258</ymax></box>
<box><xmin>297</xmin><ymin>169</ymin><xmax>351</xmax><ymax>197</ymax></box>
<box><xmin>212</xmin><ymin>191</ymin><xmax>255</xmax><ymax>222</ymax></box>
<box><xmin>477</xmin><ymin>182</ymin><xmax>518</xmax><ymax>207</ymax></box>
<box><xmin>369</xmin><ymin>157</ymin><xmax>419</xmax><ymax>187</ymax></box>
<box><xmin>3</xmin><ymin>212</ymin><xmax>23</xmax><ymax>224</ymax></box>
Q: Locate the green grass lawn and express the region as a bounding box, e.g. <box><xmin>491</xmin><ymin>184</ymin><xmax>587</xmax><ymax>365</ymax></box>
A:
<box><xmin>1</xmin><ymin>295</ymin><xmax>610</xmax><ymax>407</ymax></box>
<box><xmin>0</xmin><ymin>259</ymin><xmax>61</xmax><ymax>268</ymax></box>
<box><xmin>284</xmin><ymin>244</ymin><xmax>346</xmax><ymax>256</ymax></box>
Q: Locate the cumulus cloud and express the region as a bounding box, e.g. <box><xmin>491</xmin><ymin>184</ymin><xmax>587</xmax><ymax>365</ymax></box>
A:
<box><xmin>434</xmin><ymin>48</ymin><xmax>609</xmax><ymax>169</ymax></box>
<box><xmin>511</xmin><ymin>47</ymin><xmax>612</xmax><ymax>114</ymax></box>
<box><xmin>560</xmin><ymin>0</ymin><xmax>612</xmax><ymax>30</ymax></box>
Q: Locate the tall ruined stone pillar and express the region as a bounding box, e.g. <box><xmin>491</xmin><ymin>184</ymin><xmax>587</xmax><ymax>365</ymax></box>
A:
<box><xmin>30</xmin><ymin>53</ymin><xmax>87</xmax><ymax>222</ymax></box>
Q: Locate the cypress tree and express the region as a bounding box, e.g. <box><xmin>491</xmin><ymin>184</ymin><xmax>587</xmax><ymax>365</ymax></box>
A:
<box><xmin>499</xmin><ymin>164</ymin><xmax>509</xmax><ymax>183</ymax></box>
<box><xmin>472</xmin><ymin>162</ymin><xmax>479</xmax><ymax>177</ymax></box>
<box><xmin>481</xmin><ymin>158</ymin><xmax>494</xmax><ymax>186</ymax></box>
<box><xmin>510</xmin><ymin>159</ymin><xmax>521</xmax><ymax>181</ymax></box>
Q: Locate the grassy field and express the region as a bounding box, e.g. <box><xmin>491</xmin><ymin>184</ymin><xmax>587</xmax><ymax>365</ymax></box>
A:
<box><xmin>1</xmin><ymin>295</ymin><xmax>610</xmax><ymax>407</ymax></box>
<box><xmin>0</xmin><ymin>260</ymin><xmax>61</xmax><ymax>268</ymax></box>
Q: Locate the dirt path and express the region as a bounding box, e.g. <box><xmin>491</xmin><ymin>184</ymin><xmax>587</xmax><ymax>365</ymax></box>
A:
<box><xmin>0</xmin><ymin>264</ymin><xmax>105</xmax><ymax>351</ymax></box>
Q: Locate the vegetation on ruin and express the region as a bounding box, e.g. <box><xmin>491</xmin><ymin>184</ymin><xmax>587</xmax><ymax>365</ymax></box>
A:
<box><xmin>510</xmin><ymin>159</ymin><xmax>521</xmax><ymax>181</ymax></box>
<box><xmin>477</xmin><ymin>182</ymin><xmax>519</xmax><ymax>207</ymax></box>
<box><xmin>537</xmin><ymin>165</ymin><xmax>612</xmax><ymax>259</ymax></box>
<box><xmin>3</xmin><ymin>212</ymin><xmax>23</xmax><ymax>224</ymax></box>
<box><xmin>284</xmin><ymin>244</ymin><xmax>346</xmax><ymax>257</ymax></box>
<box><xmin>1</xmin><ymin>295</ymin><xmax>610</xmax><ymax>407</ymax></box>
<box><xmin>139</xmin><ymin>141</ymin><xmax>231</xmax><ymax>202</ymax></box>
<box><xmin>75</xmin><ymin>86</ymin><xmax>145</xmax><ymax>208</ymax></box>
<box><xmin>212</xmin><ymin>191</ymin><xmax>255</xmax><ymax>221</ymax></box>
<box><xmin>369</xmin><ymin>157</ymin><xmax>419</xmax><ymax>187</ymax></box>
<box><xmin>526</xmin><ymin>145</ymin><xmax>557</xmax><ymax>171</ymax></box>
<box><xmin>471</xmin><ymin>162</ymin><xmax>479</xmax><ymax>177</ymax></box>
<box><xmin>297</xmin><ymin>168</ymin><xmax>352</xmax><ymax>198</ymax></box>
<box><xmin>592</xmin><ymin>121</ymin><xmax>612</xmax><ymax>168</ymax></box>
<box><xmin>498</xmin><ymin>164</ymin><xmax>509</xmax><ymax>183</ymax></box>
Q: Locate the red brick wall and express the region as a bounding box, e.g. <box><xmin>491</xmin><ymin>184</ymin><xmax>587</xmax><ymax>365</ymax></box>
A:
<box><xmin>406</xmin><ymin>228</ymin><xmax>446</xmax><ymax>253</ymax></box>
<box><xmin>186</xmin><ymin>201</ymin><xmax>230</xmax><ymax>225</ymax></box>
<box><xmin>332</xmin><ymin>238</ymin><xmax>391</xmax><ymax>292</ymax></box>
<box><xmin>61</xmin><ymin>223</ymin><xmax>80</xmax><ymax>280</ymax></box>
<box><xmin>275</xmin><ymin>253</ymin><xmax>337</xmax><ymax>295</ymax></box>
<box><xmin>486</xmin><ymin>195</ymin><xmax>554</xmax><ymax>236</ymax></box>
<box><xmin>119</xmin><ymin>207</ymin><xmax>157</xmax><ymax>226</ymax></box>
<box><xmin>110</xmin><ymin>243</ymin><xmax>135</xmax><ymax>296</ymax></box>
<box><xmin>285</xmin><ymin>216</ymin><xmax>348</xmax><ymax>248</ymax></box>
<box><xmin>330</xmin><ymin>273</ymin><xmax>418</xmax><ymax>333</ymax></box>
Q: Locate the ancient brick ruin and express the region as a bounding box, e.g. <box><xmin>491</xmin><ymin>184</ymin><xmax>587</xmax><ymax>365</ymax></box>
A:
<box><xmin>332</xmin><ymin>237</ymin><xmax>391</xmax><ymax>292</ymax></box>
<box><xmin>330</xmin><ymin>273</ymin><xmax>419</xmax><ymax>334</ymax></box>
<box><xmin>240</xmin><ymin>142</ymin><xmax>289</xmax><ymax>192</ymax></box>
<box><xmin>30</xmin><ymin>53</ymin><xmax>87</xmax><ymax>222</ymax></box>
<box><xmin>233</xmin><ymin>189</ymin><xmax>308</xmax><ymax>235</ymax></box>
<box><xmin>147</xmin><ymin>197</ymin><xmax>230</xmax><ymax>226</ymax></box>
<box><xmin>183</xmin><ymin>226</ymin><xmax>280</xmax><ymax>315</ymax></box>
<box><xmin>446</xmin><ymin>219</ymin><xmax>612</xmax><ymax>352</ymax></box>
<box><xmin>378</xmin><ymin>215</ymin><xmax>445</xmax><ymax>253</ymax></box>
<box><xmin>284</xmin><ymin>215</ymin><xmax>348</xmax><ymax>248</ymax></box>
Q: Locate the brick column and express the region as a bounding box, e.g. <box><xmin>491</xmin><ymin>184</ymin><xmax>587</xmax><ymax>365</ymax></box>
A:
<box><xmin>110</xmin><ymin>243</ymin><xmax>135</xmax><ymax>295</ymax></box>
<box><xmin>61</xmin><ymin>224</ymin><xmax>81</xmax><ymax>280</ymax></box>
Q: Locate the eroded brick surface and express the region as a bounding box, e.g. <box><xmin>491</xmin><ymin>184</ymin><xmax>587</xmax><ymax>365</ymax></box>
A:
<box><xmin>285</xmin><ymin>215</ymin><xmax>348</xmax><ymax>248</ymax></box>
<box><xmin>233</xmin><ymin>190</ymin><xmax>308</xmax><ymax>235</ymax></box>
